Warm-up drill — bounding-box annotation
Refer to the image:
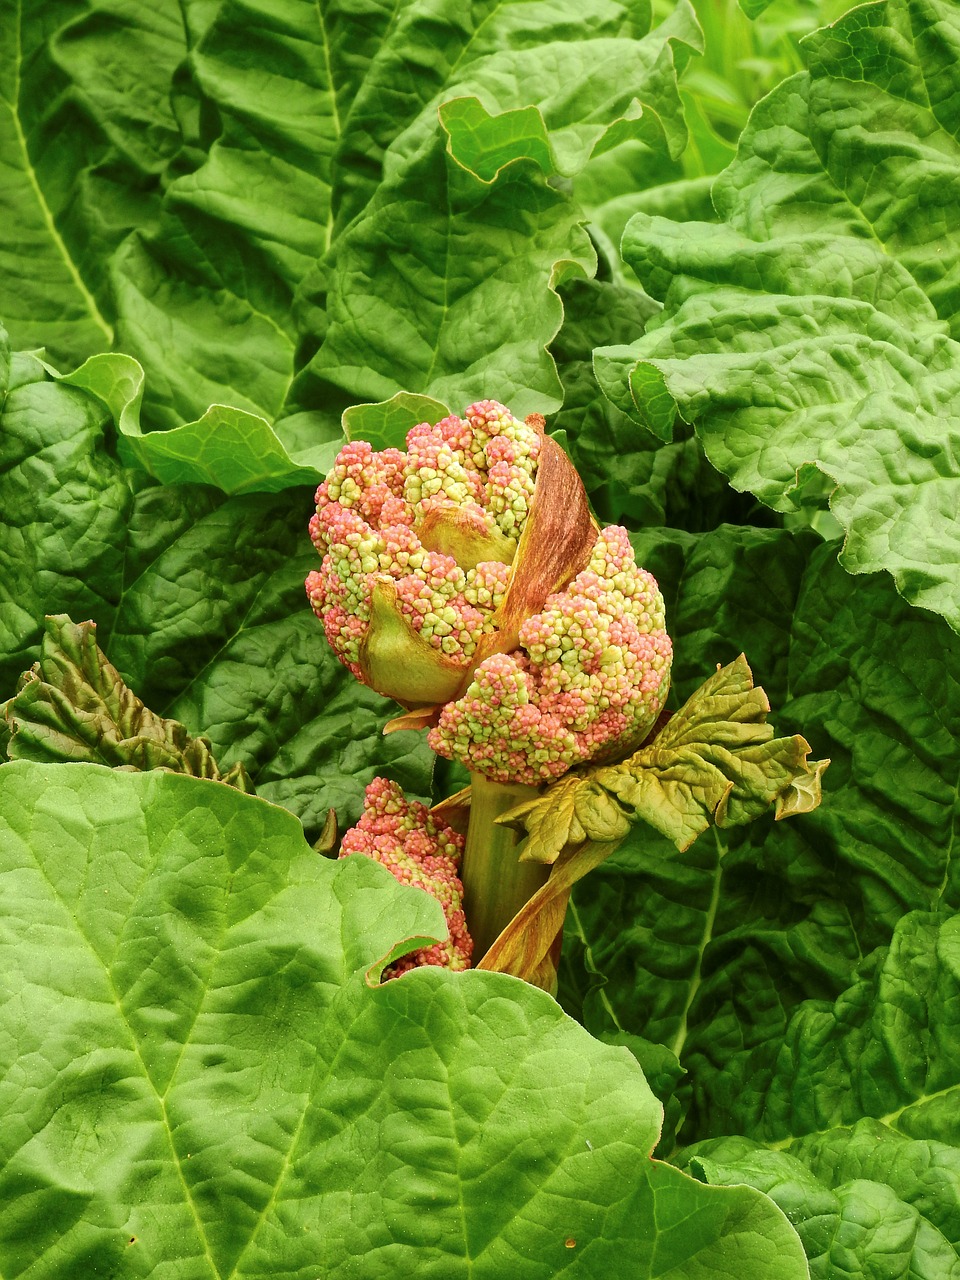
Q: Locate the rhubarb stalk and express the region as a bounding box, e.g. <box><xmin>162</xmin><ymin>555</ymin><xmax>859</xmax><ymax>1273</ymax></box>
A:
<box><xmin>460</xmin><ymin>771</ymin><xmax>549</xmax><ymax>961</ymax></box>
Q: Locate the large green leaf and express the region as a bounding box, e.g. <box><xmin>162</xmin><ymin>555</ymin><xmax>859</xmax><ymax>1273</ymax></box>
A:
<box><xmin>299</xmin><ymin>139</ymin><xmax>597</xmax><ymax>419</ymax></box>
<box><xmin>686</xmin><ymin>1125</ymin><xmax>960</xmax><ymax>1279</ymax></box>
<box><xmin>3</xmin><ymin>0</ymin><xmax>706</xmax><ymax>432</ymax></box>
<box><xmin>0</xmin><ymin>0</ymin><xmax>186</xmax><ymax>366</ymax></box>
<box><xmin>731</xmin><ymin>908</ymin><xmax>960</xmax><ymax>1144</ymax></box>
<box><xmin>409</xmin><ymin>2</ymin><xmax>700</xmax><ymax>182</ymax></box>
<box><xmin>0</xmin><ymin>328</ymin><xmax>432</xmax><ymax>837</ymax></box>
<box><xmin>56</xmin><ymin>350</ymin><xmax>331</xmax><ymax>494</ymax></box>
<box><xmin>0</xmin><ymin>761</ymin><xmax>809</xmax><ymax>1278</ymax></box>
<box><xmin>594</xmin><ymin>0</ymin><xmax>960</xmax><ymax>628</ymax></box>
<box><xmin>110</xmin><ymin>0</ymin><xmax>343</xmax><ymax>429</ymax></box>
<box><xmin>548</xmin><ymin>273</ymin><xmax>783</xmax><ymax>536</ymax></box>
<box><xmin>0</xmin><ymin>336</ymin><xmax>134</xmax><ymax>687</ymax></box>
<box><xmin>299</xmin><ymin>1</ymin><xmax>699</xmax><ymax>419</ymax></box>
<box><xmin>4</xmin><ymin>0</ymin><xmax>705</xmax><ymax>432</ymax></box>
<box><xmin>679</xmin><ymin>910</ymin><xmax>960</xmax><ymax>1277</ymax></box>
<box><xmin>559</xmin><ymin>525</ymin><xmax>960</xmax><ymax>1150</ymax></box>
<box><xmin>330</xmin><ymin>0</ymin><xmax>696</xmax><ymax>232</ymax></box>
<box><xmin>722</xmin><ymin>2</ymin><xmax>960</xmax><ymax>332</ymax></box>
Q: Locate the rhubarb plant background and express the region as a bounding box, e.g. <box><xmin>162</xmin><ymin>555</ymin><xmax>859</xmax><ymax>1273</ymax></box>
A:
<box><xmin>1</xmin><ymin>0</ymin><xmax>959</xmax><ymax>1276</ymax></box>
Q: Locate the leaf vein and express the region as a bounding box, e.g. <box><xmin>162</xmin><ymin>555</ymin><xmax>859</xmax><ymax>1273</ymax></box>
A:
<box><xmin>4</xmin><ymin>0</ymin><xmax>114</xmax><ymax>346</ymax></box>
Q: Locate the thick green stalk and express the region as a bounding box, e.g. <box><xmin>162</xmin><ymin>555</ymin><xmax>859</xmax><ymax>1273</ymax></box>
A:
<box><xmin>462</xmin><ymin>771</ymin><xmax>550</xmax><ymax>962</ymax></box>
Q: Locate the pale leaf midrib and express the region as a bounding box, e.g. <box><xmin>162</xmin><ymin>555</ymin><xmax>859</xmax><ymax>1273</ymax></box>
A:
<box><xmin>22</xmin><ymin>820</ymin><xmax>221</xmax><ymax>1278</ymax></box>
<box><xmin>5</xmin><ymin>1</ymin><xmax>113</xmax><ymax>346</ymax></box>
<box><xmin>669</xmin><ymin>829</ymin><xmax>724</xmax><ymax>1060</ymax></box>
<box><xmin>567</xmin><ymin>897</ymin><xmax>625</xmax><ymax>1032</ymax></box>
<box><xmin>314</xmin><ymin>0</ymin><xmax>341</xmax><ymax>255</ymax></box>
<box><xmin>765</xmin><ymin>1079</ymin><xmax>960</xmax><ymax>1153</ymax></box>
<box><xmin>935</xmin><ymin>760</ymin><xmax>960</xmax><ymax>904</ymax></box>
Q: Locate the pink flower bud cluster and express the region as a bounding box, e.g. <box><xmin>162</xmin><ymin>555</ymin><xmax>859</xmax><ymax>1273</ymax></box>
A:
<box><xmin>340</xmin><ymin>778</ymin><xmax>472</xmax><ymax>976</ymax></box>
<box><xmin>428</xmin><ymin>526</ymin><xmax>672</xmax><ymax>785</ymax></box>
<box><xmin>306</xmin><ymin>402</ymin><xmax>540</xmax><ymax>677</ymax></box>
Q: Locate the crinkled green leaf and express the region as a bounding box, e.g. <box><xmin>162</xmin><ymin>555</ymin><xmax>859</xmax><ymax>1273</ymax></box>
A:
<box><xmin>594</xmin><ymin>0</ymin><xmax>960</xmax><ymax>628</ymax></box>
<box><xmin>55</xmin><ymin>350</ymin><xmax>326</xmax><ymax>494</ymax></box>
<box><xmin>561</xmin><ymin>912</ymin><xmax>688</xmax><ymax>1155</ymax></box>
<box><xmin>581</xmin><ymin>172</ymin><xmax>717</xmax><ymax>275</ymax></box>
<box><xmin>751</xmin><ymin>5</ymin><xmax>960</xmax><ymax>332</ymax></box>
<box><xmin>3</xmin><ymin>614</ymin><xmax>252</xmax><ymax>792</ymax></box>
<box><xmin>496</xmin><ymin>774</ymin><xmax>624</xmax><ymax>867</ymax></box>
<box><xmin>594</xmin><ymin>222</ymin><xmax>960</xmax><ymax>626</ymax></box>
<box><xmin>108</xmin><ymin>0</ymin><xmax>343</xmax><ymax>428</ymax></box>
<box><xmin>99</xmin><ymin>504</ymin><xmax>434</xmax><ymax>841</ymax></box>
<box><xmin>434</xmin><ymin>5</ymin><xmax>701</xmax><ymax>182</ymax></box>
<box><xmin>557</xmin><ymin>526</ymin><xmax>960</xmax><ymax>1155</ymax></box>
<box><xmin>342</xmin><ymin>392</ymin><xmax>452</xmax><ymax>453</ymax></box>
<box><xmin>301</xmin><ymin>3</ymin><xmax>703</xmax><ymax>418</ymax></box>
<box><xmin>571</xmin><ymin>0</ymin><xmax>812</xmax><ymax>265</ymax></box>
<box><xmin>0</xmin><ymin>335</ymin><xmax>433</xmax><ymax>838</ymax></box>
<box><xmin>3</xmin><ymin>0</ymin><xmax>708</xmax><ymax>431</ymax></box>
<box><xmin>0</xmin><ymin>333</ymin><xmax>135</xmax><ymax>690</ymax></box>
<box><xmin>0</xmin><ymin>761</ymin><xmax>810</xmax><ymax>1278</ymax></box>
<box><xmin>502</xmin><ymin>655</ymin><xmax>825</xmax><ymax>864</ymax></box>
<box><xmin>547</xmin><ymin>276</ymin><xmax>763</xmax><ymax>532</ymax></box>
<box><xmin>594</xmin><ymin>655</ymin><xmax>826</xmax><ymax>849</ymax></box>
<box><xmin>440</xmin><ymin>97</ymin><xmax>555</xmax><ymax>182</ymax></box>
<box><xmin>331</xmin><ymin>0</ymin><xmax>691</xmax><ymax>229</ymax></box>
<box><xmin>677</xmin><ymin>909</ymin><xmax>960</xmax><ymax>1276</ymax></box>
<box><xmin>684</xmin><ymin>1126</ymin><xmax>960</xmax><ymax>1279</ymax></box>
<box><xmin>0</xmin><ymin>0</ymin><xmax>185</xmax><ymax>366</ymax></box>
<box><xmin>790</xmin><ymin>1119</ymin><xmax>960</xmax><ymax>1243</ymax></box>
<box><xmin>298</xmin><ymin>135</ymin><xmax>597</xmax><ymax>419</ymax></box>
<box><xmin>550</xmin><ymin>277</ymin><xmax>688</xmax><ymax>519</ymax></box>
<box><xmin>687</xmin><ymin>1115</ymin><xmax>960</xmax><ymax>1276</ymax></box>
<box><xmin>47</xmin><ymin>0</ymin><xmax>703</xmax><ymax>432</ymax></box>
<box><xmin>725</xmin><ymin>910</ymin><xmax>960</xmax><ymax>1146</ymax></box>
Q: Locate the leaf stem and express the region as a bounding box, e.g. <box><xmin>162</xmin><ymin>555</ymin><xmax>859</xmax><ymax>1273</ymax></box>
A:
<box><xmin>462</xmin><ymin>771</ymin><xmax>550</xmax><ymax>962</ymax></box>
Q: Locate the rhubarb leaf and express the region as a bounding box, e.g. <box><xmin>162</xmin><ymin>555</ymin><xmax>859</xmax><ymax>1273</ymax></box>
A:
<box><xmin>0</xmin><ymin>334</ymin><xmax>433</xmax><ymax>838</ymax></box>
<box><xmin>0</xmin><ymin>0</ymin><xmax>185</xmax><ymax>367</ymax></box>
<box><xmin>2</xmin><ymin>614</ymin><xmax>252</xmax><ymax>792</ymax></box>
<box><xmin>0</xmin><ymin>761</ymin><xmax>809</xmax><ymax>1279</ymax></box>
<box><xmin>679</xmin><ymin>909</ymin><xmax>960</xmax><ymax>1278</ymax></box>
<box><xmin>558</xmin><ymin>526</ymin><xmax>960</xmax><ymax>1154</ymax></box>
<box><xmin>502</xmin><ymin>655</ymin><xmax>826</xmax><ymax>864</ymax></box>
<box><xmin>594</xmin><ymin>0</ymin><xmax>960</xmax><ymax>629</ymax></box>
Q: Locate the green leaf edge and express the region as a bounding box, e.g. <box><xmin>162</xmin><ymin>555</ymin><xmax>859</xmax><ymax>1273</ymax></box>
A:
<box><xmin>50</xmin><ymin>352</ymin><xmax>327</xmax><ymax>495</ymax></box>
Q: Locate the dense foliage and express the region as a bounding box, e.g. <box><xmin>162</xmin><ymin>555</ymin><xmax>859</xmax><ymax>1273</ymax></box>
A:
<box><xmin>2</xmin><ymin>0</ymin><xmax>958</xmax><ymax>1275</ymax></box>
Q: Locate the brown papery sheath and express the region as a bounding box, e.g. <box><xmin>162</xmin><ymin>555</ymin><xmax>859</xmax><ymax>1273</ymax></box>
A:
<box><xmin>459</xmin><ymin>418</ymin><xmax>598</xmax><ymax>687</ymax></box>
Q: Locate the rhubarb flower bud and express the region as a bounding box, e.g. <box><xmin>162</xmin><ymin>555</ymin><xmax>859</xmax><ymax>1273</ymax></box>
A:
<box><xmin>307</xmin><ymin>400</ymin><xmax>672</xmax><ymax>782</ymax></box>
<box><xmin>307</xmin><ymin>400</ymin><xmax>596</xmax><ymax>707</ymax></box>
<box><xmin>340</xmin><ymin>778</ymin><xmax>472</xmax><ymax>976</ymax></box>
<box><xmin>429</xmin><ymin>526</ymin><xmax>672</xmax><ymax>785</ymax></box>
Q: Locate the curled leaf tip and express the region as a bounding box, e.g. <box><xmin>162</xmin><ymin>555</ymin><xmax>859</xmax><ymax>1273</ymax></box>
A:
<box><xmin>775</xmin><ymin>753</ymin><xmax>830</xmax><ymax>819</ymax></box>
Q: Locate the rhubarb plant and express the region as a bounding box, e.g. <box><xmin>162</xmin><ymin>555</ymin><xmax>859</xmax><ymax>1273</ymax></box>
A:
<box><xmin>304</xmin><ymin>399</ymin><xmax>822</xmax><ymax>984</ymax></box>
<box><xmin>3</xmin><ymin>0</ymin><xmax>960</xmax><ymax>1276</ymax></box>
